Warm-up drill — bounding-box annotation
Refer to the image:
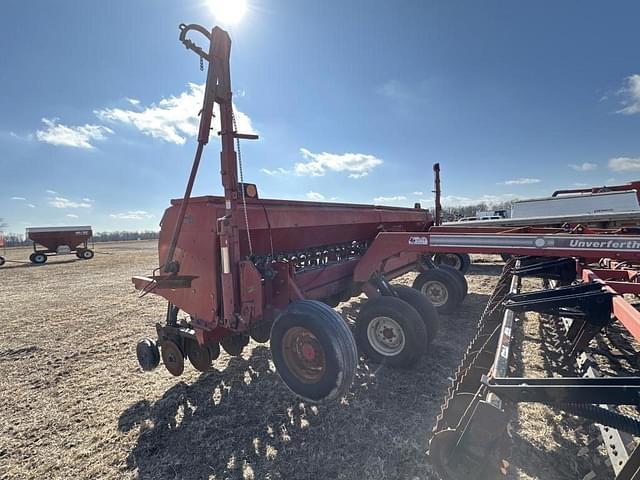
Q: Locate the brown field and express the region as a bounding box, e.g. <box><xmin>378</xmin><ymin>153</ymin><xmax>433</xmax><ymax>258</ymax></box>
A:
<box><xmin>0</xmin><ymin>242</ymin><xmax>626</xmax><ymax>479</ymax></box>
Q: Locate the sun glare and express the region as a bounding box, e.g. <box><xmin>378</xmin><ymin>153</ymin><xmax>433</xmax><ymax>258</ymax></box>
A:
<box><xmin>209</xmin><ymin>0</ymin><xmax>247</xmax><ymax>25</ymax></box>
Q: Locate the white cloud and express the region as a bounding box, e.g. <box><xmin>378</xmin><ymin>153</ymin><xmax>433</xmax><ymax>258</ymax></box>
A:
<box><xmin>569</xmin><ymin>162</ymin><xmax>597</xmax><ymax>171</ymax></box>
<box><xmin>46</xmin><ymin>190</ymin><xmax>57</xmax><ymax>195</ymax></box>
<box><xmin>500</xmin><ymin>178</ymin><xmax>540</xmax><ymax>185</ymax></box>
<box><xmin>412</xmin><ymin>191</ymin><xmax>424</xmax><ymax>196</ymax></box>
<box><xmin>617</xmin><ymin>74</ymin><xmax>640</xmax><ymax>115</ymax></box>
<box><xmin>96</xmin><ymin>83</ymin><xmax>255</xmax><ymax>145</ymax></box>
<box><xmin>48</xmin><ymin>197</ymin><xmax>92</xmax><ymax>209</ymax></box>
<box><xmin>36</xmin><ymin>118</ymin><xmax>113</xmax><ymax>149</ymax></box>
<box><xmin>608</xmin><ymin>157</ymin><xmax>640</xmax><ymax>172</ymax></box>
<box><xmin>306</xmin><ymin>191</ymin><xmax>326</xmax><ymax>201</ymax></box>
<box><xmin>374</xmin><ymin>195</ymin><xmax>407</xmax><ymax>203</ymax></box>
<box><xmin>126</xmin><ymin>98</ymin><xmax>141</xmax><ymax>106</ymax></box>
<box><xmin>109</xmin><ymin>210</ymin><xmax>155</xmax><ymax>220</ymax></box>
<box><xmin>260</xmin><ymin>167</ymin><xmax>289</xmax><ymax>176</ymax></box>
<box><xmin>11</xmin><ymin>196</ymin><xmax>26</xmax><ymax>201</ymax></box>
<box><xmin>82</xmin><ymin>197</ymin><xmax>93</xmax><ymax>202</ymax></box>
<box><xmin>66</xmin><ymin>214</ymin><xmax>79</xmax><ymax>219</ymax></box>
<box><xmin>295</xmin><ymin>148</ymin><xmax>382</xmax><ymax>178</ymax></box>
<box><xmin>27</xmin><ymin>204</ymin><xmax>36</xmax><ymax>208</ymax></box>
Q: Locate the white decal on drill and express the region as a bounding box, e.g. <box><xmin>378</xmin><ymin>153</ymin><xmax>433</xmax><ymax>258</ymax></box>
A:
<box><xmin>221</xmin><ymin>246</ymin><xmax>230</xmax><ymax>274</ymax></box>
<box><xmin>409</xmin><ymin>236</ymin><xmax>429</xmax><ymax>245</ymax></box>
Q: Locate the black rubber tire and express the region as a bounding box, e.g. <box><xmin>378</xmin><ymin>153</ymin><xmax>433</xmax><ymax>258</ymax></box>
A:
<box><xmin>270</xmin><ymin>300</ymin><xmax>357</xmax><ymax>402</ymax></box>
<box><xmin>81</xmin><ymin>249</ymin><xmax>94</xmax><ymax>260</ymax></box>
<box><xmin>412</xmin><ymin>269</ymin><xmax>463</xmax><ymax>314</ymax></box>
<box><xmin>136</xmin><ymin>338</ymin><xmax>160</xmax><ymax>371</ymax></box>
<box><xmin>75</xmin><ymin>250</ymin><xmax>83</xmax><ymax>259</ymax></box>
<box><xmin>0</xmin><ymin>256</ymin><xmax>5</xmax><ymax>267</ymax></box>
<box><xmin>355</xmin><ymin>296</ymin><xmax>427</xmax><ymax>368</ymax></box>
<box><xmin>433</xmin><ymin>252</ymin><xmax>471</xmax><ymax>273</ymax></box>
<box><xmin>436</xmin><ymin>265</ymin><xmax>468</xmax><ymax>299</ymax></box>
<box><xmin>392</xmin><ymin>285</ymin><xmax>440</xmax><ymax>344</ymax></box>
<box><xmin>220</xmin><ymin>335</ymin><xmax>249</xmax><ymax>356</ymax></box>
<box><xmin>31</xmin><ymin>253</ymin><xmax>47</xmax><ymax>264</ymax></box>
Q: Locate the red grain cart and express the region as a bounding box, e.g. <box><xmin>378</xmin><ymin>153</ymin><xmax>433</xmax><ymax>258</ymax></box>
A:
<box><xmin>26</xmin><ymin>226</ymin><xmax>94</xmax><ymax>264</ymax></box>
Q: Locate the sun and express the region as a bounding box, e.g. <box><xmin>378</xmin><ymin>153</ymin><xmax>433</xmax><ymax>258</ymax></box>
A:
<box><xmin>209</xmin><ymin>0</ymin><xmax>247</xmax><ymax>25</ymax></box>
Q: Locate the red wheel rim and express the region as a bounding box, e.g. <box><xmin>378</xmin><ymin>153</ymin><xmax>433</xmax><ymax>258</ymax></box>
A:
<box><xmin>281</xmin><ymin>326</ymin><xmax>326</xmax><ymax>384</ymax></box>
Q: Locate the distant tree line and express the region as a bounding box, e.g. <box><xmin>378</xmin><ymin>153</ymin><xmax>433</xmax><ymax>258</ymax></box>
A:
<box><xmin>440</xmin><ymin>200</ymin><xmax>517</xmax><ymax>222</ymax></box>
<box><xmin>1</xmin><ymin>230</ymin><xmax>159</xmax><ymax>247</ymax></box>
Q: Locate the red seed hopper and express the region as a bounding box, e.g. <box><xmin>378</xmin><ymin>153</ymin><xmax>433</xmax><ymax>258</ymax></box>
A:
<box><xmin>26</xmin><ymin>226</ymin><xmax>94</xmax><ymax>264</ymax></box>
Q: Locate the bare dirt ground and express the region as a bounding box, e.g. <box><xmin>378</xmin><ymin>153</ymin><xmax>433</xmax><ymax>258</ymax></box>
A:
<box><xmin>0</xmin><ymin>243</ymin><xmax>635</xmax><ymax>479</ymax></box>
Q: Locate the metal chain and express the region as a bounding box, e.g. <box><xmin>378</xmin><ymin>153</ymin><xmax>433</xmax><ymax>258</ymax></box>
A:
<box><xmin>200</xmin><ymin>56</ymin><xmax>204</xmax><ymax>71</ymax></box>
<box><xmin>232</xmin><ymin>110</ymin><xmax>253</xmax><ymax>255</ymax></box>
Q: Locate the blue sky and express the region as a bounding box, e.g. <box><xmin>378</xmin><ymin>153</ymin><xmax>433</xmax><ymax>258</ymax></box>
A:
<box><xmin>2</xmin><ymin>0</ymin><xmax>640</xmax><ymax>232</ymax></box>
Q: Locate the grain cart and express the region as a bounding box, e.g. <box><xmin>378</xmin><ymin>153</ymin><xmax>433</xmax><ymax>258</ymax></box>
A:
<box><xmin>26</xmin><ymin>226</ymin><xmax>94</xmax><ymax>264</ymax></box>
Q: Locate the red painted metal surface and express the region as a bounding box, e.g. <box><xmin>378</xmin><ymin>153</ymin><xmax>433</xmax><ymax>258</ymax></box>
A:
<box><xmin>27</xmin><ymin>226</ymin><xmax>93</xmax><ymax>252</ymax></box>
<box><xmin>138</xmin><ymin>195</ymin><xmax>432</xmax><ymax>330</ymax></box>
<box><xmin>354</xmin><ymin>229</ymin><xmax>640</xmax><ymax>282</ymax></box>
<box><xmin>580</xmin><ymin>266</ymin><xmax>640</xmax><ymax>342</ymax></box>
<box><xmin>552</xmin><ymin>180</ymin><xmax>640</xmax><ymax>201</ymax></box>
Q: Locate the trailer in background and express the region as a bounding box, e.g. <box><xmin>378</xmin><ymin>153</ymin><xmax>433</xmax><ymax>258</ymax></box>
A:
<box><xmin>26</xmin><ymin>226</ymin><xmax>94</xmax><ymax>264</ymax></box>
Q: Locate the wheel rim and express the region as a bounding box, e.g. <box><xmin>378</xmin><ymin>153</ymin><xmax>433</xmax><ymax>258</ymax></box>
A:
<box><xmin>366</xmin><ymin>316</ymin><xmax>405</xmax><ymax>356</ymax></box>
<box><xmin>83</xmin><ymin>251</ymin><xmax>92</xmax><ymax>259</ymax></box>
<box><xmin>35</xmin><ymin>254</ymin><xmax>46</xmax><ymax>263</ymax></box>
<box><xmin>281</xmin><ymin>326</ymin><xmax>326</xmax><ymax>384</ymax></box>
<box><xmin>439</xmin><ymin>254</ymin><xmax>462</xmax><ymax>270</ymax></box>
<box><xmin>421</xmin><ymin>280</ymin><xmax>449</xmax><ymax>307</ymax></box>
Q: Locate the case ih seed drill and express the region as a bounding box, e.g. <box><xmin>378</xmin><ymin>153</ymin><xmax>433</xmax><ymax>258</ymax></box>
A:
<box><xmin>134</xmin><ymin>24</ymin><xmax>640</xmax><ymax>412</ymax></box>
<box><xmin>25</xmin><ymin>226</ymin><xmax>94</xmax><ymax>264</ymax></box>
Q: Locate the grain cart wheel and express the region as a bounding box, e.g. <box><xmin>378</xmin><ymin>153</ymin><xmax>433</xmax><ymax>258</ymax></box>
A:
<box><xmin>31</xmin><ymin>253</ymin><xmax>47</xmax><ymax>264</ymax></box>
<box><xmin>0</xmin><ymin>256</ymin><xmax>5</xmax><ymax>267</ymax></box>
<box><xmin>433</xmin><ymin>252</ymin><xmax>471</xmax><ymax>273</ymax></box>
<box><xmin>392</xmin><ymin>285</ymin><xmax>440</xmax><ymax>343</ymax></box>
<box><xmin>270</xmin><ymin>300</ymin><xmax>357</xmax><ymax>402</ymax></box>
<box><xmin>136</xmin><ymin>338</ymin><xmax>160</xmax><ymax>371</ymax></box>
<box><xmin>161</xmin><ymin>340</ymin><xmax>185</xmax><ymax>376</ymax></box>
<box><xmin>81</xmin><ymin>249</ymin><xmax>94</xmax><ymax>260</ymax></box>
<box><xmin>185</xmin><ymin>339</ymin><xmax>220</xmax><ymax>372</ymax></box>
<box><xmin>437</xmin><ymin>265</ymin><xmax>468</xmax><ymax>299</ymax></box>
<box><xmin>355</xmin><ymin>296</ymin><xmax>427</xmax><ymax>368</ymax></box>
<box><xmin>220</xmin><ymin>335</ymin><xmax>249</xmax><ymax>356</ymax></box>
<box><xmin>412</xmin><ymin>269</ymin><xmax>463</xmax><ymax>314</ymax></box>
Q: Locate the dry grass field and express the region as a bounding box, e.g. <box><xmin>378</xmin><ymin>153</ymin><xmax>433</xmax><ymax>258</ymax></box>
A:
<box><xmin>0</xmin><ymin>242</ymin><xmax>632</xmax><ymax>479</ymax></box>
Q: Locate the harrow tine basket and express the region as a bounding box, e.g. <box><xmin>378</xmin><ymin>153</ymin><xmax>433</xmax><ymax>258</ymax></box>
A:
<box><xmin>429</xmin><ymin>257</ymin><xmax>640</xmax><ymax>480</ymax></box>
